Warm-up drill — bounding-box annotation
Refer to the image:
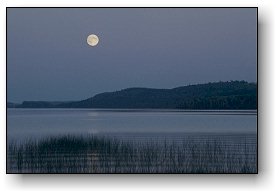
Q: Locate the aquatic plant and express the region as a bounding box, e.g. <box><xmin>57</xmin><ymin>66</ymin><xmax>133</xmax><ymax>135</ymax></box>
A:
<box><xmin>7</xmin><ymin>134</ymin><xmax>257</xmax><ymax>173</ymax></box>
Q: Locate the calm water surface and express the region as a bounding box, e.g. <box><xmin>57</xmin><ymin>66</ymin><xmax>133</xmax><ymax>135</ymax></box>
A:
<box><xmin>7</xmin><ymin>109</ymin><xmax>257</xmax><ymax>141</ymax></box>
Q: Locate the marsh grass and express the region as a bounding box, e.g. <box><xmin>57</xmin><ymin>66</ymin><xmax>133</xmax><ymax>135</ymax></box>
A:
<box><xmin>7</xmin><ymin>134</ymin><xmax>257</xmax><ymax>173</ymax></box>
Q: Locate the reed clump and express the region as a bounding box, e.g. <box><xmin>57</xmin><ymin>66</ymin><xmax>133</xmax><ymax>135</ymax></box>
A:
<box><xmin>7</xmin><ymin>134</ymin><xmax>257</xmax><ymax>173</ymax></box>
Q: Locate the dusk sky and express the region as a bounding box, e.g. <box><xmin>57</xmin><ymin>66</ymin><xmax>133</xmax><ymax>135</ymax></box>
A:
<box><xmin>7</xmin><ymin>8</ymin><xmax>257</xmax><ymax>103</ymax></box>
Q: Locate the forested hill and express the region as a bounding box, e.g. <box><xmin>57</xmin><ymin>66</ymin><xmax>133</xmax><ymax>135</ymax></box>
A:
<box><xmin>16</xmin><ymin>81</ymin><xmax>257</xmax><ymax>109</ymax></box>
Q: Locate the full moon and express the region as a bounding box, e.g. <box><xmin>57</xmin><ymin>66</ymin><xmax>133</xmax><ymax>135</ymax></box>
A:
<box><xmin>87</xmin><ymin>34</ymin><xmax>99</xmax><ymax>46</ymax></box>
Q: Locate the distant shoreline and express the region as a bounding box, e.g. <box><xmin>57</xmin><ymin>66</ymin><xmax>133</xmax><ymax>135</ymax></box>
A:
<box><xmin>8</xmin><ymin>81</ymin><xmax>257</xmax><ymax>109</ymax></box>
<box><xmin>7</xmin><ymin>108</ymin><xmax>257</xmax><ymax>112</ymax></box>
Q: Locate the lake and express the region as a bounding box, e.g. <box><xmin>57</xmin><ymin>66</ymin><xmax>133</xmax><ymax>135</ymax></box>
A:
<box><xmin>7</xmin><ymin>109</ymin><xmax>257</xmax><ymax>173</ymax></box>
<box><xmin>7</xmin><ymin>109</ymin><xmax>257</xmax><ymax>141</ymax></box>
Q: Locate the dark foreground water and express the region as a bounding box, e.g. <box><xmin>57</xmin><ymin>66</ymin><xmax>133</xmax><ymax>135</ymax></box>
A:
<box><xmin>7</xmin><ymin>109</ymin><xmax>257</xmax><ymax>173</ymax></box>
